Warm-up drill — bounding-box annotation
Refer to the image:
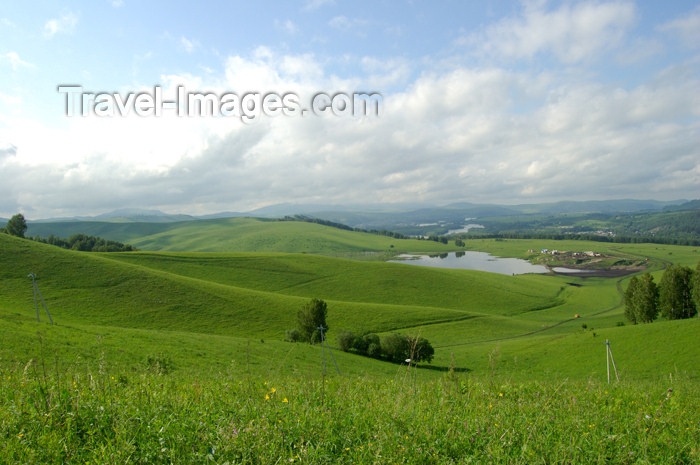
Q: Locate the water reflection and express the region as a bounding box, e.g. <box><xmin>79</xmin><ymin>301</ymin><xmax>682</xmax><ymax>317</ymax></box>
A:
<box><xmin>389</xmin><ymin>251</ymin><xmax>549</xmax><ymax>275</ymax></box>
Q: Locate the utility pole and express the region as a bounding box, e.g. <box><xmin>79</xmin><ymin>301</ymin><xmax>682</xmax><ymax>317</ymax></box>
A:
<box><xmin>318</xmin><ymin>325</ymin><xmax>340</xmax><ymax>375</ymax></box>
<box><xmin>28</xmin><ymin>273</ymin><xmax>54</xmax><ymax>324</ymax></box>
<box><xmin>605</xmin><ymin>340</ymin><xmax>619</xmax><ymax>383</ymax></box>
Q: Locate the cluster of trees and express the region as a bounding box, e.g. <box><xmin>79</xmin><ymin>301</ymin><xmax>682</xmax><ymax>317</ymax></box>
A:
<box><xmin>3</xmin><ymin>213</ymin><xmax>135</xmax><ymax>252</ymax></box>
<box><xmin>624</xmin><ymin>263</ymin><xmax>700</xmax><ymax>324</ymax></box>
<box><xmin>466</xmin><ymin>232</ymin><xmax>700</xmax><ymax>247</ymax></box>
<box><xmin>285</xmin><ymin>298</ymin><xmax>435</xmax><ymax>364</ymax></box>
<box><xmin>33</xmin><ymin>234</ymin><xmax>136</xmax><ymax>252</ymax></box>
<box><xmin>422</xmin><ymin>235</ymin><xmax>449</xmax><ymax>244</ymax></box>
<box><xmin>337</xmin><ymin>330</ymin><xmax>434</xmax><ymax>364</ymax></box>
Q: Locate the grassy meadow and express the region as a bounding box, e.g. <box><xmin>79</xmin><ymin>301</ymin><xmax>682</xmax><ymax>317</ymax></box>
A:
<box><xmin>28</xmin><ymin>217</ymin><xmax>458</xmax><ymax>256</ymax></box>
<box><xmin>2</xmin><ymin>223</ymin><xmax>700</xmax><ymax>463</ymax></box>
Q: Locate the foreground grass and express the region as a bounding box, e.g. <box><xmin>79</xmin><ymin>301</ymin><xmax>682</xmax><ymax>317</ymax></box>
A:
<box><xmin>2</xmin><ymin>318</ymin><xmax>698</xmax><ymax>463</ymax></box>
<box><xmin>2</xmin><ymin>357</ymin><xmax>698</xmax><ymax>464</ymax></box>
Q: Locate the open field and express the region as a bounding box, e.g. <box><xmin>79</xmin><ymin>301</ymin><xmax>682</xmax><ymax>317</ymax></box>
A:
<box><xmin>2</xmin><ymin>229</ymin><xmax>700</xmax><ymax>462</ymax></box>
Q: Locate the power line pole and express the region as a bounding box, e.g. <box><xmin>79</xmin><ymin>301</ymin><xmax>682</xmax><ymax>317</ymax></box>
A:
<box><xmin>605</xmin><ymin>340</ymin><xmax>619</xmax><ymax>383</ymax></box>
<box><xmin>28</xmin><ymin>273</ymin><xmax>53</xmax><ymax>324</ymax></box>
<box><xmin>318</xmin><ymin>325</ymin><xmax>340</xmax><ymax>375</ymax></box>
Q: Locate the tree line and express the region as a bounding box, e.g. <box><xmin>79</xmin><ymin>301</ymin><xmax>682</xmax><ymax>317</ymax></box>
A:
<box><xmin>624</xmin><ymin>262</ymin><xmax>700</xmax><ymax>324</ymax></box>
<box><xmin>336</xmin><ymin>330</ymin><xmax>434</xmax><ymax>364</ymax></box>
<box><xmin>3</xmin><ymin>213</ymin><xmax>135</xmax><ymax>252</ymax></box>
<box><xmin>32</xmin><ymin>233</ymin><xmax>136</xmax><ymax>252</ymax></box>
<box><xmin>462</xmin><ymin>232</ymin><xmax>700</xmax><ymax>246</ymax></box>
<box><xmin>280</xmin><ymin>215</ymin><xmax>409</xmax><ymax>239</ymax></box>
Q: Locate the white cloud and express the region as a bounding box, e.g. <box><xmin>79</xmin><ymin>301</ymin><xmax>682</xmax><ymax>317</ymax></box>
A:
<box><xmin>4</xmin><ymin>49</ymin><xmax>698</xmax><ymax>218</ymax></box>
<box><xmin>359</xmin><ymin>57</ymin><xmax>411</xmax><ymax>88</ymax></box>
<box><xmin>658</xmin><ymin>5</ymin><xmax>700</xmax><ymax>49</ymax></box>
<box><xmin>466</xmin><ymin>1</ymin><xmax>636</xmax><ymax>63</ymax></box>
<box><xmin>275</xmin><ymin>19</ymin><xmax>298</xmax><ymax>35</ymax></box>
<box><xmin>304</xmin><ymin>0</ymin><xmax>335</xmax><ymax>11</ymax></box>
<box><xmin>0</xmin><ymin>52</ymin><xmax>35</xmax><ymax>71</ymax></box>
<box><xmin>0</xmin><ymin>92</ymin><xmax>22</xmax><ymax>107</ymax></box>
<box><xmin>328</xmin><ymin>16</ymin><xmax>368</xmax><ymax>33</ymax></box>
<box><xmin>44</xmin><ymin>12</ymin><xmax>78</xmax><ymax>38</ymax></box>
<box><xmin>0</xmin><ymin>18</ymin><xmax>16</xmax><ymax>28</ymax></box>
<box><xmin>180</xmin><ymin>36</ymin><xmax>197</xmax><ymax>53</ymax></box>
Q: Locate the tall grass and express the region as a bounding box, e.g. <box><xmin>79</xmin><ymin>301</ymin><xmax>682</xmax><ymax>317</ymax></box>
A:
<box><xmin>2</xmin><ymin>340</ymin><xmax>698</xmax><ymax>464</ymax></box>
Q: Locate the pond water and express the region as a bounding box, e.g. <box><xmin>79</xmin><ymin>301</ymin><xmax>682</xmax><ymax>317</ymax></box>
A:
<box><xmin>390</xmin><ymin>252</ymin><xmax>596</xmax><ymax>275</ymax></box>
<box><xmin>389</xmin><ymin>251</ymin><xmax>550</xmax><ymax>275</ymax></box>
<box><xmin>445</xmin><ymin>224</ymin><xmax>485</xmax><ymax>235</ymax></box>
<box><xmin>551</xmin><ymin>267</ymin><xmax>596</xmax><ymax>274</ymax></box>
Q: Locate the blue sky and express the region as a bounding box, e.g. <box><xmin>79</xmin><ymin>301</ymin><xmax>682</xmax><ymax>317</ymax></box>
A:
<box><xmin>0</xmin><ymin>0</ymin><xmax>699</xmax><ymax>218</ymax></box>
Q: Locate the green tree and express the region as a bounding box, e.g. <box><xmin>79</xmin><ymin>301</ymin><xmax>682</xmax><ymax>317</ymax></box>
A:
<box><xmin>296</xmin><ymin>298</ymin><xmax>328</xmax><ymax>344</ymax></box>
<box><xmin>5</xmin><ymin>213</ymin><xmax>27</xmax><ymax>238</ymax></box>
<box><xmin>407</xmin><ymin>335</ymin><xmax>435</xmax><ymax>363</ymax></box>
<box><xmin>359</xmin><ymin>333</ymin><xmax>380</xmax><ymax>358</ymax></box>
<box><xmin>692</xmin><ymin>261</ymin><xmax>700</xmax><ymax>314</ymax></box>
<box><xmin>624</xmin><ymin>276</ymin><xmax>640</xmax><ymax>324</ymax></box>
<box><xmin>636</xmin><ymin>273</ymin><xmax>659</xmax><ymax>323</ymax></box>
<box><xmin>380</xmin><ymin>333</ymin><xmax>434</xmax><ymax>363</ymax></box>
<box><xmin>381</xmin><ymin>333</ymin><xmax>410</xmax><ymax>363</ymax></box>
<box><xmin>659</xmin><ymin>265</ymin><xmax>697</xmax><ymax>320</ymax></box>
<box><xmin>337</xmin><ymin>330</ymin><xmax>355</xmax><ymax>352</ymax></box>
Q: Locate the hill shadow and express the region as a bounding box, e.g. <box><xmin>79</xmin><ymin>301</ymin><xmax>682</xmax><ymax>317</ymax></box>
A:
<box><xmin>414</xmin><ymin>364</ymin><xmax>471</xmax><ymax>373</ymax></box>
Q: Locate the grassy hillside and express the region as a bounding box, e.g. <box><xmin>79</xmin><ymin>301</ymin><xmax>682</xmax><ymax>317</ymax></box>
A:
<box><xmin>102</xmin><ymin>252</ymin><xmax>561</xmax><ymax>316</ymax></box>
<box><xmin>3</xmin><ymin>232</ymin><xmax>699</xmax><ymax>379</ymax></box>
<box><xmin>2</xmin><ymin>233</ymin><xmax>700</xmax><ymax>462</ymax></box>
<box><xmin>128</xmin><ymin>217</ymin><xmax>457</xmax><ymax>254</ymax></box>
<box><xmin>0</xmin><ymin>234</ymin><xmax>564</xmax><ymax>341</ymax></box>
<box><xmin>27</xmin><ymin>217</ymin><xmax>458</xmax><ymax>255</ymax></box>
<box><xmin>26</xmin><ymin>220</ymin><xmax>175</xmax><ymax>243</ymax></box>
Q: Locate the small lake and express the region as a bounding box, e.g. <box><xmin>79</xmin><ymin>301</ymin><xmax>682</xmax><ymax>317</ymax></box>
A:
<box><xmin>445</xmin><ymin>224</ymin><xmax>485</xmax><ymax>235</ymax></box>
<box><xmin>389</xmin><ymin>252</ymin><xmax>591</xmax><ymax>275</ymax></box>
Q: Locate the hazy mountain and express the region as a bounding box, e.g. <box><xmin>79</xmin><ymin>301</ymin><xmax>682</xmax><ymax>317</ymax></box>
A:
<box><xmin>663</xmin><ymin>200</ymin><xmax>700</xmax><ymax>212</ymax></box>
<box><xmin>32</xmin><ymin>208</ymin><xmax>196</xmax><ymax>224</ymax></box>
<box><xmin>511</xmin><ymin>199</ymin><xmax>686</xmax><ymax>215</ymax></box>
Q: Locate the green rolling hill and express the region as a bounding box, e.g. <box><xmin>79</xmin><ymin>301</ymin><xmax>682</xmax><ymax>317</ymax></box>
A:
<box><xmin>26</xmin><ymin>217</ymin><xmax>456</xmax><ymax>254</ymax></box>
<box><xmin>3</xmin><ymin>229</ymin><xmax>700</xmax><ymax>463</ymax></box>
<box><xmin>2</xmin><ymin>231</ymin><xmax>699</xmax><ymax>380</ymax></box>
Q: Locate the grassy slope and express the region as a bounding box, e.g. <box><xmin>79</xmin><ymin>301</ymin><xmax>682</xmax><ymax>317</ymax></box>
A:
<box><xmin>26</xmin><ymin>220</ymin><xmax>175</xmax><ymax>243</ymax></box>
<box><xmin>28</xmin><ymin>217</ymin><xmax>459</xmax><ymax>254</ymax></box>
<box><xmin>0</xmin><ymin>234</ymin><xmax>561</xmax><ymax>341</ymax></box>
<box><xmin>102</xmin><ymin>252</ymin><xmax>561</xmax><ymax>316</ymax></box>
<box><xmin>2</xmin><ymin>232</ymin><xmax>699</xmax><ymax>381</ymax></box>
<box><xmin>3</xmin><ymin>231</ymin><xmax>699</xmax><ymax>463</ymax></box>
<box><xmin>130</xmin><ymin>217</ymin><xmax>460</xmax><ymax>253</ymax></box>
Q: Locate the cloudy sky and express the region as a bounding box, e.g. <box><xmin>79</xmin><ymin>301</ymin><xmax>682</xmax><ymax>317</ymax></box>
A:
<box><xmin>1</xmin><ymin>0</ymin><xmax>699</xmax><ymax>219</ymax></box>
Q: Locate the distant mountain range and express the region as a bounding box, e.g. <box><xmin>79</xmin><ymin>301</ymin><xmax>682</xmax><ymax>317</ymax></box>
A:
<box><xmin>10</xmin><ymin>198</ymin><xmax>700</xmax><ymax>246</ymax></box>
<box><xmin>24</xmin><ymin>199</ymin><xmax>691</xmax><ymax>224</ymax></box>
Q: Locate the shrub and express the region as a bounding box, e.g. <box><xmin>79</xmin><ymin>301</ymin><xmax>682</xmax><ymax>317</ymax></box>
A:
<box><xmin>337</xmin><ymin>330</ymin><xmax>355</xmax><ymax>352</ymax></box>
<box><xmin>367</xmin><ymin>342</ymin><xmax>382</xmax><ymax>359</ymax></box>
<box><xmin>145</xmin><ymin>354</ymin><xmax>174</xmax><ymax>375</ymax></box>
<box><xmin>285</xmin><ymin>328</ymin><xmax>304</xmax><ymax>343</ymax></box>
